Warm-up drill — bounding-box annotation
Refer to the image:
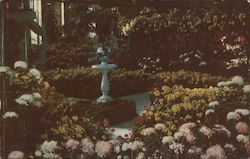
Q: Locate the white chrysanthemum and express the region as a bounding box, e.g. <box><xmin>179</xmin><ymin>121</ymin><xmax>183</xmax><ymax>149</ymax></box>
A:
<box><xmin>29</xmin><ymin>68</ymin><xmax>41</xmax><ymax>79</ymax></box>
<box><xmin>132</xmin><ymin>140</ymin><xmax>144</xmax><ymax>151</ymax></box>
<box><xmin>224</xmin><ymin>144</ymin><xmax>236</xmax><ymax>151</ymax></box>
<box><xmin>208</xmin><ymin>101</ymin><xmax>219</xmax><ymax>108</ymax></box>
<box><xmin>41</xmin><ymin>140</ymin><xmax>58</xmax><ymax>153</ymax></box>
<box><xmin>143</xmin><ymin>127</ymin><xmax>156</xmax><ymax>136</ymax></box>
<box><xmin>136</xmin><ymin>152</ymin><xmax>145</xmax><ymax>159</ymax></box>
<box><xmin>15</xmin><ymin>98</ymin><xmax>28</xmax><ymax>106</ymax></box>
<box><xmin>114</xmin><ymin>145</ymin><xmax>121</xmax><ymax>153</ymax></box>
<box><xmin>243</xmin><ymin>85</ymin><xmax>250</xmax><ymax>94</ymax></box>
<box><xmin>35</xmin><ymin>150</ymin><xmax>42</xmax><ymax>157</ymax></box>
<box><xmin>235</xmin><ymin>109</ymin><xmax>250</xmax><ymax>116</ymax></box>
<box><xmin>162</xmin><ymin>136</ymin><xmax>174</xmax><ymax>144</ymax></box>
<box><xmin>130</xmin><ymin>143</ymin><xmax>138</xmax><ymax>151</ymax></box>
<box><xmin>122</xmin><ymin>142</ymin><xmax>129</xmax><ymax>151</ymax></box>
<box><xmin>169</xmin><ymin>143</ymin><xmax>185</xmax><ymax>155</ymax></box>
<box><xmin>205</xmin><ymin>109</ymin><xmax>215</xmax><ymax>116</ymax></box>
<box><xmin>117</xmin><ymin>155</ymin><xmax>122</xmax><ymax>159</ymax></box>
<box><xmin>81</xmin><ymin>137</ymin><xmax>95</xmax><ymax>155</ymax></box>
<box><xmin>154</xmin><ymin>123</ymin><xmax>166</xmax><ymax>131</ymax></box>
<box><xmin>226</xmin><ymin>112</ymin><xmax>240</xmax><ymax>120</ymax></box>
<box><xmin>178</xmin><ymin>127</ymin><xmax>191</xmax><ymax>135</ymax></box>
<box><xmin>14</xmin><ymin>61</ymin><xmax>28</xmax><ymax>69</ymax></box>
<box><xmin>236</xmin><ymin>134</ymin><xmax>249</xmax><ymax>144</ymax></box>
<box><xmin>66</xmin><ymin>139</ymin><xmax>80</xmax><ymax>150</ymax></box>
<box><xmin>0</xmin><ymin>66</ymin><xmax>10</xmax><ymax>73</ymax></box>
<box><xmin>15</xmin><ymin>94</ymin><xmax>34</xmax><ymax>106</ymax></box>
<box><xmin>174</xmin><ymin>132</ymin><xmax>184</xmax><ymax>140</ymax></box>
<box><xmin>95</xmin><ymin>141</ymin><xmax>112</xmax><ymax>158</ymax></box>
<box><xmin>187</xmin><ymin>146</ymin><xmax>202</xmax><ymax>154</ymax></box>
<box><xmin>88</xmin><ymin>32</ymin><xmax>97</xmax><ymax>39</ymax></box>
<box><xmin>2</xmin><ymin>112</ymin><xmax>18</xmax><ymax>119</ymax></box>
<box><xmin>33</xmin><ymin>92</ymin><xmax>42</xmax><ymax>99</ymax></box>
<box><xmin>231</xmin><ymin>76</ymin><xmax>244</xmax><ymax>85</ymax></box>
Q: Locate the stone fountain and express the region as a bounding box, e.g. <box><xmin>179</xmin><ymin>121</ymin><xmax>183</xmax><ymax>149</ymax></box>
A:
<box><xmin>92</xmin><ymin>47</ymin><xmax>117</xmax><ymax>103</ymax></box>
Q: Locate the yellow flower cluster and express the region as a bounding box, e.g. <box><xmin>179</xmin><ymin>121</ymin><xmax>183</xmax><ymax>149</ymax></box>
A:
<box><xmin>157</xmin><ymin>70</ymin><xmax>225</xmax><ymax>88</ymax></box>
<box><xmin>141</xmin><ymin>85</ymin><xmax>243</xmax><ymax>134</ymax></box>
<box><xmin>51</xmin><ymin>115</ymin><xmax>86</xmax><ymax>140</ymax></box>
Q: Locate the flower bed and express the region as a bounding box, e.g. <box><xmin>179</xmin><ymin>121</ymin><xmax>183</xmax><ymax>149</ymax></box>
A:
<box><xmin>44</xmin><ymin>67</ymin><xmax>155</xmax><ymax>98</ymax></box>
<box><xmin>156</xmin><ymin>70</ymin><xmax>226</xmax><ymax>88</ymax></box>
<box><xmin>45</xmin><ymin>68</ymin><xmax>224</xmax><ymax>99</ymax></box>
<box><xmin>0</xmin><ymin>62</ymin><xmax>109</xmax><ymax>158</ymax></box>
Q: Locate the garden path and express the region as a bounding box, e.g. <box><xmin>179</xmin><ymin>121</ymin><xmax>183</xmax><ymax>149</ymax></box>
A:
<box><xmin>109</xmin><ymin>92</ymin><xmax>151</xmax><ymax>139</ymax></box>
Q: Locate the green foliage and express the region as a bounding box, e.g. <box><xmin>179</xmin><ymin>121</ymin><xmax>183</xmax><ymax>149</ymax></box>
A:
<box><xmin>45</xmin><ymin>37</ymin><xmax>94</xmax><ymax>69</ymax></box>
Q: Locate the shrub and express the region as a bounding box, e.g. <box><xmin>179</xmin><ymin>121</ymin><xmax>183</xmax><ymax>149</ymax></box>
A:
<box><xmin>44</xmin><ymin>67</ymin><xmax>155</xmax><ymax>98</ymax></box>
<box><xmin>45</xmin><ymin>37</ymin><xmax>95</xmax><ymax>69</ymax></box>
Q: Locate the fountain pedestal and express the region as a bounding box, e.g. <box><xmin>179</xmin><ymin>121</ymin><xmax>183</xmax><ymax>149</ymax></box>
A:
<box><xmin>92</xmin><ymin>62</ymin><xmax>117</xmax><ymax>103</ymax></box>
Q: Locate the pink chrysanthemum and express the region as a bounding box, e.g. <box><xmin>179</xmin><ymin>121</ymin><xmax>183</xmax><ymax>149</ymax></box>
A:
<box><xmin>235</xmin><ymin>122</ymin><xmax>249</xmax><ymax>134</ymax></box>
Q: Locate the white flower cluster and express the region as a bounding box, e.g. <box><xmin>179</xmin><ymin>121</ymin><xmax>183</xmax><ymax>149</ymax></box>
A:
<box><xmin>95</xmin><ymin>141</ymin><xmax>112</xmax><ymax>158</ymax></box>
<box><xmin>116</xmin><ymin>140</ymin><xmax>145</xmax><ymax>153</ymax></box>
<box><xmin>66</xmin><ymin>138</ymin><xmax>80</xmax><ymax>150</ymax></box>
<box><xmin>37</xmin><ymin>140</ymin><xmax>61</xmax><ymax>159</ymax></box>
<box><xmin>208</xmin><ymin>101</ymin><xmax>219</xmax><ymax>108</ymax></box>
<box><xmin>224</xmin><ymin>143</ymin><xmax>236</xmax><ymax>151</ymax></box>
<box><xmin>29</xmin><ymin>68</ymin><xmax>41</xmax><ymax>79</ymax></box>
<box><xmin>205</xmin><ymin>109</ymin><xmax>215</xmax><ymax>116</ymax></box>
<box><xmin>2</xmin><ymin>111</ymin><xmax>19</xmax><ymax>119</ymax></box>
<box><xmin>236</xmin><ymin>134</ymin><xmax>249</xmax><ymax>144</ymax></box>
<box><xmin>226</xmin><ymin>112</ymin><xmax>240</xmax><ymax>121</ymax></box>
<box><xmin>81</xmin><ymin>137</ymin><xmax>95</xmax><ymax>155</ymax></box>
<box><xmin>235</xmin><ymin>108</ymin><xmax>250</xmax><ymax>116</ymax></box>
<box><xmin>15</xmin><ymin>94</ymin><xmax>34</xmax><ymax>106</ymax></box>
<box><xmin>15</xmin><ymin>92</ymin><xmax>42</xmax><ymax>107</ymax></box>
<box><xmin>14</xmin><ymin>61</ymin><xmax>28</xmax><ymax>69</ymax></box>
<box><xmin>174</xmin><ymin>132</ymin><xmax>184</xmax><ymax>140</ymax></box>
<box><xmin>0</xmin><ymin>66</ymin><xmax>10</xmax><ymax>73</ymax></box>
<box><xmin>142</xmin><ymin>127</ymin><xmax>156</xmax><ymax>136</ymax></box>
<box><xmin>243</xmin><ymin>85</ymin><xmax>250</xmax><ymax>93</ymax></box>
<box><xmin>154</xmin><ymin>123</ymin><xmax>166</xmax><ymax>131</ymax></box>
<box><xmin>217</xmin><ymin>76</ymin><xmax>244</xmax><ymax>87</ymax></box>
<box><xmin>226</xmin><ymin>108</ymin><xmax>249</xmax><ymax>121</ymax></box>
<box><xmin>162</xmin><ymin>136</ymin><xmax>174</xmax><ymax>144</ymax></box>
<box><xmin>169</xmin><ymin>142</ymin><xmax>185</xmax><ymax>155</ymax></box>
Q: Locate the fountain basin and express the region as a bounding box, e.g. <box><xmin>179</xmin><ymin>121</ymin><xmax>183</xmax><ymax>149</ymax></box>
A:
<box><xmin>92</xmin><ymin>62</ymin><xmax>117</xmax><ymax>71</ymax></box>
